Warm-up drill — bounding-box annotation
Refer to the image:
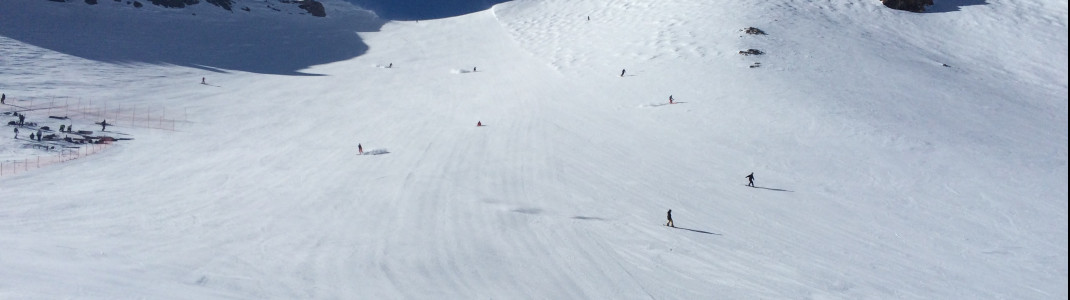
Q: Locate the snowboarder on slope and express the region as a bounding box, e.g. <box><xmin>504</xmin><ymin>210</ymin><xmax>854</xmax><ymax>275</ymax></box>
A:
<box><xmin>666</xmin><ymin>209</ymin><xmax>674</xmax><ymax>227</ymax></box>
<box><xmin>746</xmin><ymin>172</ymin><xmax>755</xmax><ymax>187</ymax></box>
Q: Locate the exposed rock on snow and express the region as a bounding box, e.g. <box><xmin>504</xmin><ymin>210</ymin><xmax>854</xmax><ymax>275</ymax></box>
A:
<box><xmin>882</xmin><ymin>0</ymin><xmax>933</xmax><ymax>12</ymax></box>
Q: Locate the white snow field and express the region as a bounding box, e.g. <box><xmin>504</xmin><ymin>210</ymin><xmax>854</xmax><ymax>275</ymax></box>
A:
<box><xmin>1</xmin><ymin>0</ymin><xmax>1067</xmax><ymax>298</ymax></box>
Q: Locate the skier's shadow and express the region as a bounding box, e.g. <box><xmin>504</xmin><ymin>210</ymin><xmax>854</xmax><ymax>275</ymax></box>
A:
<box><xmin>647</xmin><ymin>102</ymin><xmax>686</xmax><ymax>107</ymax></box>
<box><xmin>672</xmin><ymin>226</ymin><xmax>721</xmax><ymax>235</ymax></box>
<box><xmin>749</xmin><ymin>185</ymin><xmax>793</xmax><ymax>192</ymax></box>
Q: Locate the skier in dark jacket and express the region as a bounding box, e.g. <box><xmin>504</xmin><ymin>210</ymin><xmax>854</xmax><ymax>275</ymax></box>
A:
<box><xmin>746</xmin><ymin>172</ymin><xmax>755</xmax><ymax>187</ymax></box>
<box><xmin>666</xmin><ymin>209</ymin><xmax>674</xmax><ymax>227</ymax></box>
<box><xmin>101</xmin><ymin>119</ymin><xmax>107</xmax><ymax>131</ymax></box>
<box><xmin>620</xmin><ymin>69</ymin><xmax>626</xmax><ymax>77</ymax></box>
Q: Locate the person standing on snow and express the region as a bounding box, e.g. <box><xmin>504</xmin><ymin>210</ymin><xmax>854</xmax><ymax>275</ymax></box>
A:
<box><xmin>13</xmin><ymin>127</ymin><xmax>18</xmax><ymax>139</ymax></box>
<box><xmin>746</xmin><ymin>172</ymin><xmax>755</xmax><ymax>187</ymax></box>
<box><xmin>358</xmin><ymin>143</ymin><xmax>363</xmax><ymax>155</ymax></box>
<box><xmin>666</xmin><ymin>209</ymin><xmax>675</xmax><ymax>227</ymax></box>
<box><xmin>669</xmin><ymin>95</ymin><xmax>674</xmax><ymax>104</ymax></box>
<box><xmin>620</xmin><ymin>69</ymin><xmax>626</xmax><ymax>77</ymax></box>
<box><xmin>100</xmin><ymin>119</ymin><xmax>107</xmax><ymax>131</ymax></box>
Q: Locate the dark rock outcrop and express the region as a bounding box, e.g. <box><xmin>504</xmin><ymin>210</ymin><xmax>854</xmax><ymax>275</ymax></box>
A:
<box><xmin>205</xmin><ymin>0</ymin><xmax>233</xmax><ymax>11</ymax></box>
<box><xmin>298</xmin><ymin>0</ymin><xmax>326</xmax><ymax>17</ymax></box>
<box><xmin>147</xmin><ymin>0</ymin><xmax>197</xmax><ymax>8</ymax></box>
<box><xmin>743</xmin><ymin>27</ymin><xmax>766</xmax><ymax>35</ymax></box>
<box><xmin>882</xmin><ymin>0</ymin><xmax>933</xmax><ymax>12</ymax></box>
<box><xmin>738</xmin><ymin>49</ymin><xmax>764</xmax><ymax>56</ymax></box>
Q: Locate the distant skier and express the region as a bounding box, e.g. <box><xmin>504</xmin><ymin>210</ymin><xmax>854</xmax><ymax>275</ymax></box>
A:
<box><xmin>37</xmin><ymin>129</ymin><xmax>42</xmax><ymax>141</ymax></box>
<box><xmin>29</xmin><ymin>132</ymin><xmax>35</xmax><ymax>141</ymax></box>
<box><xmin>13</xmin><ymin>127</ymin><xmax>18</xmax><ymax>139</ymax></box>
<box><xmin>745</xmin><ymin>172</ymin><xmax>755</xmax><ymax>187</ymax></box>
<box><xmin>358</xmin><ymin>143</ymin><xmax>363</xmax><ymax>155</ymax></box>
<box><xmin>388</xmin><ymin>63</ymin><xmax>393</xmax><ymax>68</ymax></box>
<box><xmin>59</xmin><ymin>125</ymin><xmax>65</xmax><ymax>132</ymax></box>
<box><xmin>201</xmin><ymin>77</ymin><xmax>206</xmax><ymax>84</ymax></box>
<box><xmin>666</xmin><ymin>209</ymin><xmax>674</xmax><ymax>227</ymax></box>
<box><xmin>620</xmin><ymin>69</ymin><xmax>626</xmax><ymax>77</ymax></box>
<box><xmin>100</xmin><ymin>119</ymin><xmax>107</xmax><ymax>131</ymax></box>
<box><xmin>473</xmin><ymin>67</ymin><xmax>477</xmax><ymax>72</ymax></box>
<box><xmin>1</xmin><ymin>93</ymin><xmax>5</xmax><ymax>104</ymax></box>
<box><xmin>477</xmin><ymin>121</ymin><xmax>483</xmax><ymax>127</ymax></box>
<box><xmin>669</xmin><ymin>95</ymin><xmax>674</xmax><ymax>104</ymax></box>
<box><xmin>67</xmin><ymin>124</ymin><xmax>73</xmax><ymax>132</ymax></box>
<box><xmin>18</xmin><ymin>114</ymin><xmax>25</xmax><ymax>126</ymax></box>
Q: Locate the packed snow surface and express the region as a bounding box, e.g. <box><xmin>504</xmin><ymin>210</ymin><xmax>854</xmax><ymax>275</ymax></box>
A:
<box><xmin>1</xmin><ymin>0</ymin><xmax>1066</xmax><ymax>298</ymax></box>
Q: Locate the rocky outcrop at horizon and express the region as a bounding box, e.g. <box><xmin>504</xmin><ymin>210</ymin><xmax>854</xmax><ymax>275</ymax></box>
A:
<box><xmin>57</xmin><ymin>0</ymin><xmax>327</xmax><ymax>17</ymax></box>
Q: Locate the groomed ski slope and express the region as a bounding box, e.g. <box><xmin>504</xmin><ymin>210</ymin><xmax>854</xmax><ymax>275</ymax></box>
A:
<box><xmin>0</xmin><ymin>0</ymin><xmax>1066</xmax><ymax>298</ymax></box>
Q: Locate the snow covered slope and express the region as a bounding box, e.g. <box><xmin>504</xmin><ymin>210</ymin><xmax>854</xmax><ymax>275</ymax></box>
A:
<box><xmin>1</xmin><ymin>0</ymin><xmax>1066</xmax><ymax>298</ymax></box>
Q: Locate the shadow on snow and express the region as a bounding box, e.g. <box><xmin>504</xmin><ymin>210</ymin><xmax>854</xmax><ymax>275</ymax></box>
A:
<box><xmin>671</xmin><ymin>226</ymin><xmax>720</xmax><ymax>235</ymax></box>
<box><xmin>0</xmin><ymin>1</ymin><xmax>386</xmax><ymax>76</ymax></box>
<box><xmin>341</xmin><ymin>0</ymin><xmax>512</xmax><ymax>21</ymax></box>
<box><xmin>749</xmin><ymin>185</ymin><xmax>794</xmax><ymax>192</ymax></box>
<box><xmin>924</xmin><ymin>0</ymin><xmax>987</xmax><ymax>13</ymax></box>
